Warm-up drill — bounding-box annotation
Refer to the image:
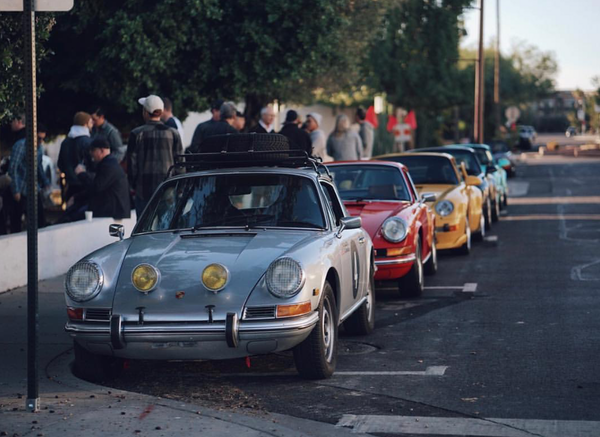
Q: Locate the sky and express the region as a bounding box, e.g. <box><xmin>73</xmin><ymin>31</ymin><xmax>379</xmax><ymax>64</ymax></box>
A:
<box><xmin>462</xmin><ymin>0</ymin><xmax>600</xmax><ymax>91</ymax></box>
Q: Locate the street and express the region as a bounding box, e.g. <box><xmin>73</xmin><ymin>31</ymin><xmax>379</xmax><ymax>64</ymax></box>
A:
<box><xmin>85</xmin><ymin>154</ymin><xmax>600</xmax><ymax>436</ymax></box>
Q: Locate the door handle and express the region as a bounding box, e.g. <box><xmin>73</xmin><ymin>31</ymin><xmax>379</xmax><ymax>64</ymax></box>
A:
<box><xmin>358</xmin><ymin>237</ymin><xmax>365</xmax><ymax>244</ymax></box>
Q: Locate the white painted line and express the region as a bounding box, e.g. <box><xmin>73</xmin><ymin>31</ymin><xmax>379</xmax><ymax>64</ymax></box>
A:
<box><xmin>462</xmin><ymin>283</ymin><xmax>478</xmax><ymax>293</ymax></box>
<box><xmin>507</xmin><ymin>181</ymin><xmax>529</xmax><ymax>197</ymax></box>
<box><xmin>483</xmin><ymin>235</ymin><xmax>498</xmax><ymax>243</ymax></box>
<box><xmin>336</xmin><ymin>366</ymin><xmax>448</xmax><ymax>376</ymax></box>
<box><xmin>424</xmin><ymin>286</ymin><xmax>464</xmax><ymax>290</ymax></box>
<box><xmin>336</xmin><ymin>415</ymin><xmax>600</xmax><ymax>436</ymax></box>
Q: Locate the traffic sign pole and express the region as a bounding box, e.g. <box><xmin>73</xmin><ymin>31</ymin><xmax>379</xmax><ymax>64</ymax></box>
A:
<box><xmin>23</xmin><ymin>0</ymin><xmax>40</xmax><ymax>413</ymax></box>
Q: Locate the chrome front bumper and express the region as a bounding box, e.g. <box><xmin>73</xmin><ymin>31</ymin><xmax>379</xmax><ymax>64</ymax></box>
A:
<box><xmin>65</xmin><ymin>311</ymin><xmax>319</xmax><ymax>360</ymax></box>
<box><xmin>375</xmin><ymin>254</ymin><xmax>416</xmax><ymax>266</ymax></box>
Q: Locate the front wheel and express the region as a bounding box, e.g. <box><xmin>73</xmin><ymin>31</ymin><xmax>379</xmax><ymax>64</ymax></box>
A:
<box><xmin>398</xmin><ymin>236</ymin><xmax>424</xmax><ymax>297</ymax></box>
<box><xmin>294</xmin><ymin>282</ymin><xmax>338</xmax><ymax>379</ymax></box>
<box><xmin>473</xmin><ymin>211</ymin><xmax>486</xmax><ymax>242</ymax></box>
<box><xmin>457</xmin><ymin>217</ymin><xmax>472</xmax><ymax>255</ymax></box>
<box><xmin>423</xmin><ymin>237</ymin><xmax>438</xmax><ymax>276</ymax></box>
<box><xmin>491</xmin><ymin>195</ymin><xmax>500</xmax><ymax>222</ymax></box>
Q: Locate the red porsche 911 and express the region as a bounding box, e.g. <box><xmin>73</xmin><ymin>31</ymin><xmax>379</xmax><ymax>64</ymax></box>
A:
<box><xmin>326</xmin><ymin>161</ymin><xmax>437</xmax><ymax>297</ymax></box>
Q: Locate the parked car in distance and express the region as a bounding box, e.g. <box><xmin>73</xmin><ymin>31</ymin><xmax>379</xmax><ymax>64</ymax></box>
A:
<box><xmin>517</xmin><ymin>125</ymin><xmax>537</xmax><ymax>150</ymax></box>
<box><xmin>488</xmin><ymin>140</ymin><xmax>516</xmax><ymax>177</ymax></box>
<box><xmin>326</xmin><ymin>161</ymin><xmax>437</xmax><ymax>298</ymax></box>
<box><xmin>373</xmin><ymin>153</ymin><xmax>485</xmax><ymax>253</ymax></box>
<box><xmin>64</xmin><ymin>134</ymin><xmax>375</xmax><ymax>381</ymax></box>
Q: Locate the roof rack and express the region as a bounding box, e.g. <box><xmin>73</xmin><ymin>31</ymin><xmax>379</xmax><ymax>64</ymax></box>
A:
<box><xmin>167</xmin><ymin>149</ymin><xmax>332</xmax><ymax>179</ymax></box>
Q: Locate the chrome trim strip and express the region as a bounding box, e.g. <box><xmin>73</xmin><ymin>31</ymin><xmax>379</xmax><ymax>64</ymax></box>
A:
<box><xmin>375</xmin><ymin>254</ymin><xmax>416</xmax><ymax>266</ymax></box>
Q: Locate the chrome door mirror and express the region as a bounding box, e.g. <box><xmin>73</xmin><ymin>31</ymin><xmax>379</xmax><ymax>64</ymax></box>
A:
<box><xmin>486</xmin><ymin>165</ymin><xmax>497</xmax><ymax>175</ymax></box>
<box><xmin>421</xmin><ymin>193</ymin><xmax>437</xmax><ymax>203</ymax></box>
<box><xmin>336</xmin><ymin>216</ymin><xmax>362</xmax><ymax>238</ymax></box>
<box><xmin>109</xmin><ymin>224</ymin><xmax>124</xmax><ymax>241</ymax></box>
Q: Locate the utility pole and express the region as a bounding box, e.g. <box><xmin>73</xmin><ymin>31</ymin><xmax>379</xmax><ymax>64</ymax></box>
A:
<box><xmin>494</xmin><ymin>0</ymin><xmax>501</xmax><ymax>137</ymax></box>
<box><xmin>473</xmin><ymin>0</ymin><xmax>485</xmax><ymax>143</ymax></box>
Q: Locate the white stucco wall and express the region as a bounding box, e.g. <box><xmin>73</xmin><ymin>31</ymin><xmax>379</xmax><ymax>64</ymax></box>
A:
<box><xmin>0</xmin><ymin>216</ymin><xmax>136</xmax><ymax>293</ymax></box>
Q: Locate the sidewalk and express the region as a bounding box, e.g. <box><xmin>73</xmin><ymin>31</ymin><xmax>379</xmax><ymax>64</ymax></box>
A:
<box><xmin>0</xmin><ymin>276</ymin><xmax>369</xmax><ymax>437</ymax></box>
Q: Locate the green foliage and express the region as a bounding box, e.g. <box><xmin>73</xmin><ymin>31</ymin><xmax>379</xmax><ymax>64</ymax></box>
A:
<box><xmin>0</xmin><ymin>13</ymin><xmax>55</xmax><ymax>123</ymax></box>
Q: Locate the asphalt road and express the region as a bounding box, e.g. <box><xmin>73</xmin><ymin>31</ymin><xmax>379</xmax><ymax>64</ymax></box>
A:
<box><xmin>103</xmin><ymin>154</ymin><xmax>600</xmax><ymax>437</ymax></box>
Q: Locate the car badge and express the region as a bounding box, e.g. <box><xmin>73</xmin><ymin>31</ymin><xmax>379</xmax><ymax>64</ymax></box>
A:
<box><xmin>175</xmin><ymin>291</ymin><xmax>185</xmax><ymax>299</ymax></box>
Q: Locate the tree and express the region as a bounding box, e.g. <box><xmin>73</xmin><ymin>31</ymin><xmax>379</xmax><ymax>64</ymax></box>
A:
<box><xmin>37</xmin><ymin>0</ymin><xmax>381</xmax><ymax>133</ymax></box>
<box><xmin>365</xmin><ymin>0</ymin><xmax>472</xmax><ymax>147</ymax></box>
<box><xmin>0</xmin><ymin>13</ymin><xmax>55</xmax><ymax>123</ymax></box>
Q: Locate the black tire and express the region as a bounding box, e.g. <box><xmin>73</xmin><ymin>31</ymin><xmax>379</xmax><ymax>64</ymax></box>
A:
<box><xmin>344</xmin><ymin>264</ymin><xmax>376</xmax><ymax>335</ymax></box>
<box><xmin>398</xmin><ymin>236</ymin><xmax>424</xmax><ymax>297</ymax></box>
<box><xmin>457</xmin><ymin>217</ymin><xmax>472</xmax><ymax>255</ymax></box>
<box><xmin>491</xmin><ymin>195</ymin><xmax>500</xmax><ymax>222</ymax></box>
<box><xmin>473</xmin><ymin>211</ymin><xmax>486</xmax><ymax>242</ymax></box>
<box><xmin>73</xmin><ymin>341</ymin><xmax>124</xmax><ymax>382</ymax></box>
<box><xmin>294</xmin><ymin>282</ymin><xmax>338</xmax><ymax>379</ymax></box>
<box><xmin>502</xmin><ymin>193</ymin><xmax>508</xmax><ymax>209</ymax></box>
<box><xmin>424</xmin><ymin>237</ymin><xmax>438</xmax><ymax>276</ymax></box>
<box><xmin>200</xmin><ymin>133</ymin><xmax>290</xmax><ymax>160</ymax></box>
<box><xmin>484</xmin><ymin>197</ymin><xmax>493</xmax><ymax>231</ymax></box>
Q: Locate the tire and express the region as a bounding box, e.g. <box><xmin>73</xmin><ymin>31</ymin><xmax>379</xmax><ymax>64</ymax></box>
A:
<box><xmin>344</xmin><ymin>264</ymin><xmax>376</xmax><ymax>335</ymax></box>
<box><xmin>491</xmin><ymin>194</ymin><xmax>500</xmax><ymax>222</ymax></box>
<box><xmin>502</xmin><ymin>193</ymin><xmax>508</xmax><ymax>209</ymax></box>
<box><xmin>200</xmin><ymin>133</ymin><xmax>290</xmax><ymax>160</ymax></box>
<box><xmin>398</xmin><ymin>236</ymin><xmax>424</xmax><ymax>297</ymax></box>
<box><xmin>473</xmin><ymin>211</ymin><xmax>486</xmax><ymax>242</ymax></box>
<box><xmin>457</xmin><ymin>217</ymin><xmax>472</xmax><ymax>255</ymax></box>
<box><xmin>294</xmin><ymin>282</ymin><xmax>338</xmax><ymax>379</ymax></box>
<box><xmin>73</xmin><ymin>341</ymin><xmax>124</xmax><ymax>382</ymax></box>
<box><xmin>484</xmin><ymin>197</ymin><xmax>493</xmax><ymax>231</ymax></box>
<box><xmin>423</xmin><ymin>237</ymin><xmax>438</xmax><ymax>276</ymax></box>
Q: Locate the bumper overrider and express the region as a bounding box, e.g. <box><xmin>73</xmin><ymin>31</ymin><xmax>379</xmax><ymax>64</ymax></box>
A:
<box><xmin>65</xmin><ymin>311</ymin><xmax>319</xmax><ymax>360</ymax></box>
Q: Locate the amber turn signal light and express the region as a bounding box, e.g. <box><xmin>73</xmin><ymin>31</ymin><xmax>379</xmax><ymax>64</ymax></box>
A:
<box><xmin>276</xmin><ymin>302</ymin><xmax>312</xmax><ymax>318</ymax></box>
<box><xmin>67</xmin><ymin>307</ymin><xmax>84</xmax><ymax>320</ymax></box>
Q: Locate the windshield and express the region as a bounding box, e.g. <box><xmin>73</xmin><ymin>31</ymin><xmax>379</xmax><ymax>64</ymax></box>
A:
<box><xmin>473</xmin><ymin>148</ymin><xmax>492</xmax><ymax>166</ymax></box>
<box><xmin>437</xmin><ymin>150</ymin><xmax>481</xmax><ymax>176</ymax></box>
<box><xmin>135</xmin><ymin>174</ymin><xmax>326</xmax><ymax>233</ymax></box>
<box><xmin>328</xmin><ymin>165</ymin><xmax>411</xmax><ymax>201</ymax></box>
<box><xmin>379</xmin><ymin>156</ymin><xmax>459</xmax><ymax>185</ymax></box>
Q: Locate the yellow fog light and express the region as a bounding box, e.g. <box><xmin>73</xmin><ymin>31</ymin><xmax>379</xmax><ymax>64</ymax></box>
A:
<box><xmin>276</xmin><ymin>302</ymin><xmax>312</xmax><ymax>318</ymax></box>
<box><xmin>202</xmin><ymin>264</ymin><xmax>229</xmax><ymax>292</ymax></box>
<box><xmin>132</xmin><ymin>264</ymin><xmax>159</xmax><ymax>293</ymax></box>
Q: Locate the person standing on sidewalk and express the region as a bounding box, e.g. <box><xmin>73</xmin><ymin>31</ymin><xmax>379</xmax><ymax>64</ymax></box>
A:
<box><xmin>127</xmin><ymin>95</ymin><xmax>182</xmax><ymax>218</ymax></box>
<box><xmin>305</xmin><ymin>112</ymin><xmax>331</xmax><ymax>162</ymax></box>
<box><xmin>249</xmin><ymin>106</ymin><xmax>275</xmax><ymax>133</ymax></box>
<box><xmin>91</xmin><ymin>107</ymin><xmax>125</xmax><ymax>162</ymax></box>
<box><xmin>326</xmin><ymin>114</ymin><xmax>363</xmax><ymax>162</ymax></box>
<box><xmin>279</xmin><ymin>110</ymin><xmax>312</xmax><ymax>155</ymax></box>
<box><xmin>356</xmin><ymin>107</ymin><xmax>374</xmax><ymax>159</ymax></box>
<box><xmin>161</xmin><ymin>98</ymin><xmax>185</xmax><ymax>145</ymax></box>
<box><xmin>58</xmin><ymin>112</ymin><xmax>94</xmax><ymax>203</ymax></box>
<box><xmin>189</xmin><ymin>99</ymin><xmax>224</xmax><ymax>152</ymax></box>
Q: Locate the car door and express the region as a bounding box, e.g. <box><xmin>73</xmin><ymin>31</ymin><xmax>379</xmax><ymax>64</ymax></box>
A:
<box><xmin>320</xmin><ymin>181</ymin><xmax>367</xmax><ymax>318</ymax></box>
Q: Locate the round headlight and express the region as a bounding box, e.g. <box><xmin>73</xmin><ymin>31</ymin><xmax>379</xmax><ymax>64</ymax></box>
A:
<box><xmin>66</xmin><ymin>262</ymin><xmax>103</xmax><ymax>302</ymax></box>
<box><xmin>435</xmin><ymin>200</ymin><xmax>454</xmax><ymax>217</ymax></box>
<box><xmin>266</xmin><ymin>258</ymin><xmax>305</xmax><ymax>298</ymax></box>
<box><xmin>381</xmin><ymin>217</ymin><xmax>408</xmax><ymax>243</ymax></box>
<box><xmin>202</xmin><ymin>264</ymin><xmax>229</xmax><ymax>292</ymax></box>
<box><xmin>132</xmin><ymin>264</ymin><xmax>160</xmax><ymax>293</ymax></box>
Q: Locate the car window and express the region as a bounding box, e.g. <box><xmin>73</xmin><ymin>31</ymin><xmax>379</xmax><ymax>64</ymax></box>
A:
<box><xmin>474</xmin><ymin>149</ymin><xmax>492</xmax><ymax>166</ymax></box>
<box><xmin>328</xmin><ymin>165</ymin><xmax>411</xmax><ymax>201</ymax></box>
<box><xmin>136</xmin><ymin>174</ymin><xmax>326</xmax><ymax>232</ymax></box>
<box><xmin>439</xmin><ymin>151</ymin><xmax>480</xmax><ymax>176</ymax></box>
<box><xmin>320</xmin><ymin>182</ymin><xmax>345</xmax><ymax>226</ymax></box>
<box><xmin>378</xmin><ymin>155</ymin><xmax>459</xmax><ymax>185</ymax></box>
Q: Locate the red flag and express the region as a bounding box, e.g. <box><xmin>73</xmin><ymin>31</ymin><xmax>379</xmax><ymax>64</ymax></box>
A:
<box><xmin>405</xmin><ymin>111</ymin><xmax>417</xmax><ymax>130</ymax></box>
<box><xmin>366</xmin><ymin>106</ymin><xmax>379</xmax><ymax>128</ymax></box>
<box><xmin>387</xmin><ymin>115</ymin><xmax>398</xmax><ymax>132</ymax></box>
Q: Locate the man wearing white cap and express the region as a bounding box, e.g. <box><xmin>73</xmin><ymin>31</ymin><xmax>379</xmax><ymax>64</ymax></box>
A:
<box><xmin>305</xmin><ymin>112</ymin><xmax>331</xmax><ymax>162</ymax></box>
<box><xmin>127</xmin><ymin>94</ymin><xmax>183</xmax><ymax>217</ymax></box>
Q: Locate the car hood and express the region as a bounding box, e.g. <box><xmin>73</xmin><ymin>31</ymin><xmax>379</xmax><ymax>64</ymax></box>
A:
<box><xmin>344</xmin><ymin>201</ymin><xmax>411</xmax><ymax>237</ymax></box>
<box><xmin>112</xmin><ymin>229</ymin><xmax>316</xmax><ymax>322</ymax></box>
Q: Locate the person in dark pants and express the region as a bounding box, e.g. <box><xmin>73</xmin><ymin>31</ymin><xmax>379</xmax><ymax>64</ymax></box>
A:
<box><xmin>72</xmin><ymin>137</ymin><xmax>131</xmax><ymax>220</ymax></box>
<box><xmin>279</xmin><ymin>110</ymin><xmax>312</xmax><ymax>155</ymax></box>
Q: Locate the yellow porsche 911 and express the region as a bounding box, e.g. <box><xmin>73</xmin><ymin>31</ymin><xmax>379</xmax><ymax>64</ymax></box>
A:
<box><xmin>373</xmin><ymin>153</ymin><xmax>484</xmax><ymax>254</ymax></box>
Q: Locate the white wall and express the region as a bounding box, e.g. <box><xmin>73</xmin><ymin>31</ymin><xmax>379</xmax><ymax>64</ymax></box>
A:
<box><xmin>0</xmin><ymin>215</ymin><xmax>136</xmax><ymax>293</ymax></box>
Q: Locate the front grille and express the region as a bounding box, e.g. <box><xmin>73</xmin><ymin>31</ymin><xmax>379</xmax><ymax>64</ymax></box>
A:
<box><xmin>84</xmin><ymin>308</ymin><xmax>111</xmax><ymax>321</ymax></box>
<box><xmin>243</xmin><ymin>306</ymin><xmax>276</xmax><ymax>320</ymax></box>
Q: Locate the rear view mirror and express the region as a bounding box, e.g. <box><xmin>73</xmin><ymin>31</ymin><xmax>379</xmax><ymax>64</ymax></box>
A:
<box><xmin>336</xmin><ymin>216</ymin><xmax>362</xmax><ymax>238</ymax></box>
<box><xmin>421</xmin><ymin>193</ymin><xmax>437</xmax><ymax>202</ymax></box>
<box><xmin>109</xmin><ymin>224</ymin><xmax>124</xmax><ymax>241</ymax></box>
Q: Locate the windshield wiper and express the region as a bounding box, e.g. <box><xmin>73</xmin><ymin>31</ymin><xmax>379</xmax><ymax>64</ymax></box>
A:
<box><xmin>193</xmin><ymin>214</ymin><xmax>276</xmax><ymax>230</ymax></box>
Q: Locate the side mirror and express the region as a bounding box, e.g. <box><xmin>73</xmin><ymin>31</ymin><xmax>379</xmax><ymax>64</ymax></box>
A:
<box><xmin>486</xmin><ymin>166</ymin><xmax>497</xmax><ymax>175</ymax></box>
<box><xmin>336</xmin><ymin>216</ymin><xmax>362</xmax><ymax>238</ymax></box>
<box><xmin>421</xmin><ymin>193</ymin><xmax>437</xmax><ymax>203</ymax></box>
<box><xmin>465</xmin><ymin>175</ymin><xmax>481</xmax><ymax>186</ymax></box>
<box><xmin>109</xmin><ymin>224</ymin><xmax>124</xmax><ymax>241</ymax></box>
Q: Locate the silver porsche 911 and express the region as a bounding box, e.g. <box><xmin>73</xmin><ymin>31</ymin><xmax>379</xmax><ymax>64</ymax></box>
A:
<box><xmin>64</xmin><ymin>140</ymin><xmax>375</xmax><ymax>380</ymax></box>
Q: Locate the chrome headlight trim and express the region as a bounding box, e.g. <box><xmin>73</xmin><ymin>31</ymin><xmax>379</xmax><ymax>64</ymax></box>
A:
<box><xmin>435</xmin><ymin>200</ymin><xmax>454</xmax><ymax>217</ymax></box>
<box><xmin>266</xmin><ymin>257</ymin><xmax>306</xmax><ymax>298</ymax></box>
<box><xmin>131</xmin><ymin>263</ymin><xmax>161</xmax><ymax>293</ymax></box>
<box><xmin>65</xmin><ymin>261</ymin><xmax>104</xmax><ymax>302</ymax></box>
<box><xmin>381</xmin><ymin>217</ymin><xmax>408</xmax><ymax>243</ymax></box>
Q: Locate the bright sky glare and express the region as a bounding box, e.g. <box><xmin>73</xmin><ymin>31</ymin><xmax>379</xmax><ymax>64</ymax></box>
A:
<box><xmin>462</xmin><ymin>0</ymin><xmax>600</xmax><ymax>91</ymax></box>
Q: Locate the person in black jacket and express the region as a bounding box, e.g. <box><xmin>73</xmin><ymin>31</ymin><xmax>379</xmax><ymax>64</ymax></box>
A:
<box><xmin>58</xmin><ymin>112</ymin><xmax>93</xmax><ymax>202</ymax></box>
<box><xmin>70</xmin><ymin>137</ymin><xmax>131</xmax><ymax>221</ymax></box>
<box><xmin>279</xmin><ymin>110</ymin><xmax>312</xmax><ymax>155</ymax></box>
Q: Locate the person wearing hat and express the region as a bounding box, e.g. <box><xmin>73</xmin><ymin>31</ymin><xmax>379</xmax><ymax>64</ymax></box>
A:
<box><xmin>126</xmin><ymin>94</ymin><xmax>183</xmax><ymax>218</ymax></box>
<box><xmin>279</xmin><ymin>110</ymin><xmax>312</xmax><ymax>155</ymax></box>
<box><xmin>305</xmin><ymin>112</ymin><xmax>331</xmax><ymax>162</ymax></box>
<box><xmin>189</xmin><ymin>98</ymin><xmax>224</xmax><ymax>153</ymax></box>
<box><xmin>71</xmin><ymin>137</ymin><xmax>131</xmax><ymax>221</ymax></box>
<box><xmin>58</xmin><ymin>111</ymin><xmax>94</xmax><ymax>203</ymax></box>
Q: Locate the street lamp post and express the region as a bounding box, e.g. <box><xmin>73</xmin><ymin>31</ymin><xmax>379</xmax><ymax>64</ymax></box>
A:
<box><xmin>474</xmin><ymin>0</ymin><xmax>485</xmax><ymax>143</ymax></box>
<box><xmin>494</xmin><ymin>0</ymin><xmax>501</xmax><ymax>137</ymax></box>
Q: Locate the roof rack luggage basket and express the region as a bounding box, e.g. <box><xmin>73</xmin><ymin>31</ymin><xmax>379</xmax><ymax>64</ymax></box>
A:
<box><xmin>167</xmin><ymin>133</ymin><xmax>330</xmax><ymax>177</ymax></box>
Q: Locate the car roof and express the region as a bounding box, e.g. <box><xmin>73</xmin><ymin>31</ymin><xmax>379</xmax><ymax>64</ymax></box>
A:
<box><xmin>413</xmin><ymin>145</ymin><xmax>477</xmax><ymax>154</ymax></box>
<box><xmin>325</xmin><ymin>160</ymin><xmax>408</xmax><ymax>172</ymax></box>
<box><xmin>168</xmin><ymin>166</ymin><xmax>331</xmax><ymax>183</ymax></box>
<box><xmin>375</xmin><ymin>151</ymin><xmax>456</xmax><ymax>161</ymax></box>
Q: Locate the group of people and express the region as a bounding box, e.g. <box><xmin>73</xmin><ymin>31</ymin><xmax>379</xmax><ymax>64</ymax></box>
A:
<box><xmin>0</xmin><ymin>95</ymin><xmax>376</xmax><ymax>233</ymax></box>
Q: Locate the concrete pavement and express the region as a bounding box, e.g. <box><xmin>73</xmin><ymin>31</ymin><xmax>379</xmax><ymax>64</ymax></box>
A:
<box><xmin>0</xmin><ymin>276</ymin><xmax>370</xmax><ymax>437</ymax></box>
